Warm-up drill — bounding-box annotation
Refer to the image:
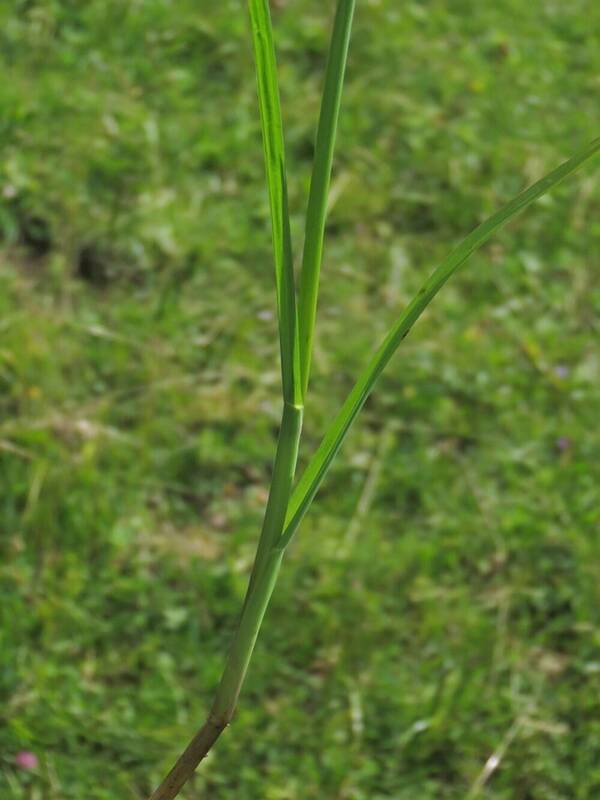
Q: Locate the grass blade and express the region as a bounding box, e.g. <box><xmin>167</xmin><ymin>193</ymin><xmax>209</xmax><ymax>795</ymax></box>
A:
<box><xmin>248</xmin><ymin>0</ymin><xmax>300</xmax><ymax>405</ymax></box>
<box><xmin>279</xmin><ymin>137</ymin><xmax>600</xmax><ymax>548</ymax></box>
<box><xmin>298</xmin><ymin>0</ymin><xmax>356</xmax><ymax>399</ymax></box>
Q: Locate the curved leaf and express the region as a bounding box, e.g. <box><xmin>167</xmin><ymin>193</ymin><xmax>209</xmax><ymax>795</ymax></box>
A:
<box><xmin>279</xmin><ymin>138</ymin><xmax>600</xmax><ymax>549</ymax></box>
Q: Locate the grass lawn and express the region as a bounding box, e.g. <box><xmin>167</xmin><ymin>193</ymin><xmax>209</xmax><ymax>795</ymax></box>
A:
<box><xmin>1</xmin><ymin>1</ymin><xmax>599</xmax><ymax>798</ymax></box>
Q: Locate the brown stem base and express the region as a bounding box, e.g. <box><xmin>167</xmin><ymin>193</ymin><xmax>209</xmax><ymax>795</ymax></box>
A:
<box><xmin>148</xmin><ymin>715</ymin><xmax>228</xmax><ymax>800</ymax></box>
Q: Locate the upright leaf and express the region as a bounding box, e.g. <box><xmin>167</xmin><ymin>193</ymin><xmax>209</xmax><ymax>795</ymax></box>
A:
<box><xmin>248</xmin><ymin>0</ymin><xmax>300</xmax><ymax>405</ymax></box>
<box><xmin>298</xmin><ymin>0</ymin><xmax>356</xmax><ymax>399</ymax></box>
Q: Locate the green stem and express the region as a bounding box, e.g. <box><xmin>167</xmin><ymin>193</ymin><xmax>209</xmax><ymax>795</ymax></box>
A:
<box><xmin>246</xmin><ymin>401</ymin><xmax>303</xmax><ymax>598</ymax></box>
<box><xmin>210</xmin><ymin>548</ymin><xmax>284</xmax><ymax>723</ymax></box>
<box><xmin>148</xmin><ymin>403</ymin><xmax>303</xmax><ymax>800</ymax></box>
<box><xmin>149</xmin><ymin>552</ymin><xmax>286</xmax><ymax>800</ymax></box>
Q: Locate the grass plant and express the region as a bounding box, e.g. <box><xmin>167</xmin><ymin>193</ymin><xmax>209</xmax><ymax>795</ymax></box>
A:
<box><xmin>148</xmin><ymin>2</ymin><xmax>599</xmax><ymax>798</ymax></box>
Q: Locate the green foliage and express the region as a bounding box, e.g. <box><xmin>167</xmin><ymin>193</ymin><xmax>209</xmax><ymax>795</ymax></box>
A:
<box><xmin>297</xmin><ymin>0</ymin><xmax>356</xmax><ymax>397</ymax></box>
<box><xmin>282</xmin><ymin>137</ymin><xmax>599</xmax><ymax>548</ymax></box>
<box><xmin>1</xmin><ymin>1</ymin><xmax>599</xmax><ymax>799</ymax></box>
<box><xmin>248</xmin><ymin>0</ymin><xmax>299</xmax><ymax>406</ymax></box>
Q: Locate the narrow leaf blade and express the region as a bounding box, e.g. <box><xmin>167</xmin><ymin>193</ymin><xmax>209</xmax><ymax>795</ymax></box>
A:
<box><xmin>280</xmin><ymin>138</ymin><xmax>600</xmax><ymax>548</ymax></box>
<box><xmin>297</xmin><ymin>0</ymin><xmax>356</xmax><ymax>399</ymax></box>
<box><xmin>248</xmin><ymin>0</ymin><xmax>300</xmax><ymax>404</ymax></box>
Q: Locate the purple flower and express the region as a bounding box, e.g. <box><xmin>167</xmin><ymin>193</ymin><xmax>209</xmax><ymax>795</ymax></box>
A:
<box><xmin>556</xmin><ymin>436</ymin><xmax>571</xmax><ymax>452</ymax></box>
<box><xmin>15</xmin><ymin>751</ymin><xmax>38</xmax><ymax>770</ymax></box>
<box><xmin>554</xmin><ymin>364</ymin><xmax>569</xmax><ymax>380</ymax></box>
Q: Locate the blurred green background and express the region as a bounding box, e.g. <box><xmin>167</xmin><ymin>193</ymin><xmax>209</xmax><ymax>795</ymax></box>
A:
<box><xmin>1</xmin><ymin>1</ymin><xmax>599</xmax><ymax>798</ymax></box>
